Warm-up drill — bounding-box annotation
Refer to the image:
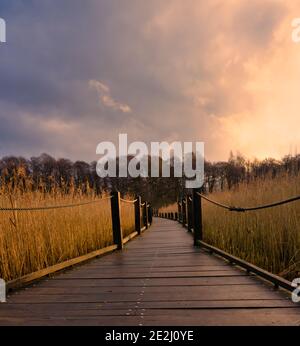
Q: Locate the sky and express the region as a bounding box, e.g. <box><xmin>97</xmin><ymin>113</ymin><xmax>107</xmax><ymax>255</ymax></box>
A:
<box><xmin>0</xmin><ymin>0</ymin><xmax>300</xmax><ymax>162</ymax></box>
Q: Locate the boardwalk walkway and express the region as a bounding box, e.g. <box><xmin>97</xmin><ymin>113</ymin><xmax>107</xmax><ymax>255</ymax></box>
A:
<box><xmin>0</xmin><ymin>218</ymin><xmax>300</xmax><ymax>326</ymax></box>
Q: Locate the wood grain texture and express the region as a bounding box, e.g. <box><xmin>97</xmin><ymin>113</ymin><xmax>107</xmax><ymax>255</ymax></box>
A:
<box><xmin>1</xmin><ymin>218</ymin><xmax>300</xmax><ymax>326</ymax></box>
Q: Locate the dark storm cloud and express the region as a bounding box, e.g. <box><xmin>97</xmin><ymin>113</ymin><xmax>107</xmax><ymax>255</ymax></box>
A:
<box><xmin>0</xmin><ymin>0</ymin><xmax>290</xmax><ymax>161</ymax></box>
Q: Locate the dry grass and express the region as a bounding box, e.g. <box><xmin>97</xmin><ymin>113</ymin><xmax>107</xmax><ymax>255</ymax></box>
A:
<box><xmin>0</xmin><ymin>172</ymin><xmax>135</xmax><ymax>282</ymax></box>
<box><xmin>159</xmin><ymin>173</ymin><xmax>300</xmax><ymax>280</ymax></box>
<box><xmin>159</xmin><ymin>203</ymin><xmax>177</xmax><ymax>213</ymax></box>
<box><xmin>121</xmin><ymin>200</ymin><xmax>136</xmax><ymax>237</ymax></box>
<box><xmin>203</xmin><ymin>173</ymin><xmax>300</xmax><ymax>280</ymax></box>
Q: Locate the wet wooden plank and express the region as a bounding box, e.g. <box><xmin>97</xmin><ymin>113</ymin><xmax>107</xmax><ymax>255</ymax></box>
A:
<box><xmin>14</xmin><ymin>284</ymin><xmax>270</xmax><ymax>295</ymax></box>
<box><xmin>0</xmin><ymin>298</ymin><xmax>294</xmax><ymax>312</ymax></box>
<box><xmin>56</xmin><ymin>271</ymin><xmax>248</xmax><ymax>279</ymax></box>
<box><xmin>6</xmin><ymin>289</ymin><xmax>288</xmax><ymax>303</ymax></box>
<box><xmin>35</xmin><ymin>276</ymin><xmax>260</xmax><ymax>287</ymax></box>
<box><xmin>1</xmin><ymin>308</ymin><xmax>300</xmax><ymax>326</ymax></box>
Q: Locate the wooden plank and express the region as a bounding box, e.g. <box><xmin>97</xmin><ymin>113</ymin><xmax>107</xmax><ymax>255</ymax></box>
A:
<box><xmin>35</xmin><ymin>276</ymin><xmax>260</xmax><ymax>287</ymax></box>
<box><xmin>122</xmin><ymin>231</ymin><xmax>138</xmax><ymax>244</ymax></box>
<box><xmin>1</xmin><ymin>308</ymin><xmax>300</xmax><ymax>326</ymax></box>
<box><xmin>85</xmin><ymin>263</ymin><xmax>228</xmax><ymax>268</ymax></box>
<box><xmin>7</xmin><ymin>289</ymin><xmax>287</xmax><ymax>303</ymax></box>
<box><xmin>16</xmin><ymin>284</ymin><xmax>268</xmax><ymax>295</ymax></box>
<box><xmin>0</xmin><ymin>299</ymin><xmax>293</xmax><ymax>312</ymax></box>
<box><xmin>62</xmin><ymin>266</ymin><xmax>236</xmax><ymax>274</ymax></box>
<box><xmin>57</xmin><ymin>271</ymin><xmax>248</xmax><ymax>279</ymax></box>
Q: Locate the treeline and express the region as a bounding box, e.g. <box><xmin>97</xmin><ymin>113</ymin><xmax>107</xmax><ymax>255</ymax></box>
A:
<box><xmin>0</xmin><ymin>152</ymin><xmax>300</xmax><ymax>208</ymax></box>
<box><xmin>0</xmin><ymin>153</ymin><xmax>181</xmax><ymax>207</ymax></box>
<box><xmin>205</xmin><ymin>152</ymin><xmax>300</xmax><ymax>193</ymax></box>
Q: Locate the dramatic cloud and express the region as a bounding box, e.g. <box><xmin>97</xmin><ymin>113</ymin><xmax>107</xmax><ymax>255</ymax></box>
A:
<box><xmin>89</xmin><ymin>80</ymin><xmax>132</xmax><ymax>113</ymax></box>
<box><xmin>0</xmin><ymin>0</ymin><xmax>299</xmax><ymax>161</ymax></box>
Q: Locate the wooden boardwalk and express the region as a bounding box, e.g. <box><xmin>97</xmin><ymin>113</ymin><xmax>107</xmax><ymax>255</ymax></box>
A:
<box><xmin>0</xmin><ymin>218</ymin><xmax>300</xmax><ymax>326</ymax></box>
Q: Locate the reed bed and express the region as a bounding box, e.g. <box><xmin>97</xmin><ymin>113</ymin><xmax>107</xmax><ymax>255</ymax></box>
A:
<box><xmin>159</xmin><ymin>203</ymin><xmax>177</xmax><ymax>214</ymax></box>
<box><xmin>203</xmin><ymin>173</ymin><xmax>300</xmax><ymax>280</ymax></box>
<box><xmin>0</xmin><ymin>173</ymin><xmax>135</xmax><ymax>282</ymax></box>
<box><xmin>120</xmin><ymin>200</ymin><xmax>136</xmax><ymax>237</ymax></box>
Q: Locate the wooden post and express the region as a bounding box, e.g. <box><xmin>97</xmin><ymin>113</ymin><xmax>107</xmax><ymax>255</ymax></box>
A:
<box><xmin>135</xmin><ymin>196</ymin><xmax>142</xmax><ymax>235</ymax></box>
<box><xmin>148</xmin><ymin>204</ymin><xmax>153</xmax><ymax>225</ymax></box>
<box><xmin>192</xmin><ymin>189</ymin><xmax>203</xmax><ymax>246</ymax></box>
<box><xmin>182</xmin><ymin>198</ymin><xmax>187</xmax><ymax>226</ymax></box>
<box><xmin>144</xmin><ymin>202</ymin><xmax>149</xmax><ymax>229</ymax></box>
<box><xmin>177</xmin><ymin>200</ymin><xmax>181</xmax><ymax>223</ymax></box>
<box><xmin>185</xmin><ymin>196</ymin><xmax>189</xmax><ymax>227</ymax></box>
<box><xmin>187</xmin><ymin>196</ymin><xmax>193</xmax><ymax>232</ymax></box>
<box><xmin>110</xmin><ymin>190</ymin><xmax>123</xmax><ymax>249</ymax></box>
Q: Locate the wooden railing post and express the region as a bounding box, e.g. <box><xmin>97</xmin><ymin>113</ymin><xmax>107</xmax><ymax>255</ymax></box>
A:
<box><xmin>110</xmin><ymin>190</ymin><xmax>123</xmax><ymax>249</ymax></box>
<box><xmin>192</xmin><ymin>189</ymin><xmax>203</xmax><ymax>246</ymax></box>
<box><xmin>177</xmin><ymin>200</ymin><xmax>181</xmax><ymax>223</ymax></box>
<box><xmin>187</xmin><ymin>196</ymin><xmax>193</xmax><ymax>232</ymax></box>
<box><xmin>148</xmin><ymin>204</ymin><xmax>153</xmax><ymax>225</ymax></box>
<box><xmin>135</xmin><ymin>196</ymin><xmax>142</xmax><ymax>235</ymax></box>
<box><xmin>184</xmin><ymin>196</ymin><xmax>189</xmax><ymax>227</ymax></box>
<box><xmin>144</xmin><ymin>202</ymin><xmax>149</xmax><ymax>229</ymax></box>
<box><xmin>182</xmin><ymin>198</ymin><xmax>187</xmax><ymax>226</ymax></box>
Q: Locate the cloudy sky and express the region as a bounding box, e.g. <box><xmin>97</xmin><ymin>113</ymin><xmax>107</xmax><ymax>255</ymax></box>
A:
<box><xmin>0</xmin><ymin>0</ymin><xmax>300</xmax><ymax>162</ymax></box>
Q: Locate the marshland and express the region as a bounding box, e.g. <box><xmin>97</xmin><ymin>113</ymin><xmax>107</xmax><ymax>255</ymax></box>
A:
<box><xmin>1</xmin><ymin>152</ymin><xmax>300</xmax><ymax>282</ymax></box>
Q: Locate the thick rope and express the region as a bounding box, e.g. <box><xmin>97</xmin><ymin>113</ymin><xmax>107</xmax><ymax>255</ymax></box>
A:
<box><xmin>196</xmin><ymin>192</ymin><xmax>300</xmax><ymax>212</ymax></box>
<box><xmin>0</xmin><ymin>195</ymin><xmax>112</xmax><ymax>212</ymax></box>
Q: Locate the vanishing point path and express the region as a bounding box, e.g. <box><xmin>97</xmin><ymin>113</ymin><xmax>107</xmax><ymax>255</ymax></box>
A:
<box><xmin>0</xmin><ymin>218</ymin><xmax>300</xmax><ymax>326</ymax></box>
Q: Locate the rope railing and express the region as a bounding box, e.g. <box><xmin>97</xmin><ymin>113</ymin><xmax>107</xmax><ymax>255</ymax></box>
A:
<box><xmin>196</xmin><ymin>192</ymin><xmax>300</xmax><ymax>212</ymax></box>
<box><xmin>0</xmin><ymin>195</ymin><xmax>112</xmax><ymax>212</ymax></box>
<box><xmin>4</xmin><ymin>190</ymin><xmax>153</xmax><ymax>290</ymax></box>
<box><xmin>154</xmin><ymin>189</ymin><xmax>300</xmax><ymax>293</ymax></box>
<box><xmin>0</xmin><ymin>194</ymin><xmax>151</xmax><ymax>212</ymax></box>
<box><xmin>1</xmin><ymin>190</ymin><xmax>152</xmax><ymax>249</ymax></box>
